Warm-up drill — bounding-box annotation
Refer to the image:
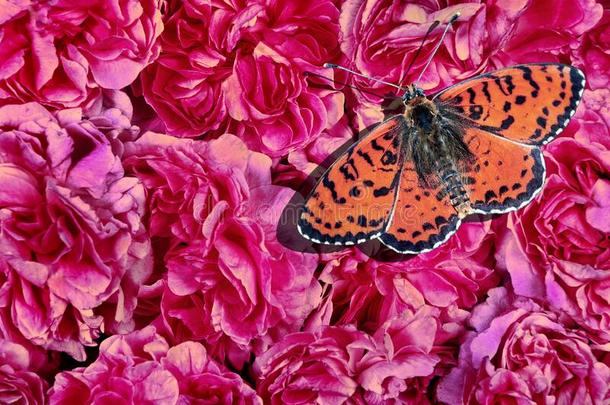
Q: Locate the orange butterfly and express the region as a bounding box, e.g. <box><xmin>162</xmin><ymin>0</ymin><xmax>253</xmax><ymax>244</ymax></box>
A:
<box><xmin>297</xmin><ymin>14</ymin><xmax>585</xmax><ymax>254</ymax></box>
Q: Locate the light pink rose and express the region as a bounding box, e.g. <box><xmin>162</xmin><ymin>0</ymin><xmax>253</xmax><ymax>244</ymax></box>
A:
<box><xmin>48</xmin><ymin>326</ymin><xmax>262</xmax><ymax>404</ymax></box>
<box><xmin>255</xmin><ymin>307</ymin><xmax>441</xmax><ymax>404</ymax></box>
<box><xmin>0</xmin><ymin>0</ymin><xmax>163</xmax><ymax>109</ymax></box>
<box><xmin>123</xmin><ymin>133</ymin><xmax>321</xmax><ymax>362</ymax></box>
<box><xmin>141</xmin><ymin>0</ymin><xmax>344</xmax><ymax>158</ymax></box>
<box><xmin>496</xmin><ymin>90</ymin><xmax>610</xmax><ymax>342</ymax></box>
<box><xmin>0</xmin><ymin>103</ymin><xmax>152</xmax><ymax>360</ymax></box>
<box><xmin>438</xmin><ymin>288</ymin><xmax>610</xmax><ymax>405</ymax></box>
<box><xmin>0</xmin><ymin>340</ymin><xmax>48</xmax><ymax>405</ymax></box>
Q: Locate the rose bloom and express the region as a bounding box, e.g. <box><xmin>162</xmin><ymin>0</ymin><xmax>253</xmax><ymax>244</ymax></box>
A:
<box><xmin>123</xmin><ymin>133</ymin><xmax>321</xmax><ymax>363</ymax></box>
<box><xmin>255</xmin><ymin>307</ymin><xmax>441</xmax><ymax>405</ymax></box>
<box><xmin>140</xmin><ymin>0</ymin><xmax>344</xmax><ymax>158</ymax></box>
<box><xmin>575</xmin><ymin>11</ymin><xmax>610</xmax><ymax>90</ymax></box>
<box><xmin>496</xmin><ymin>0</ymin><xmax>602</xmax><ymax>66</ymax></box>
<box><xmin>438</xmin><ymin>288</ymin><xmax>610</xmax><ymax>404</ymax></box>
<box><xmin>496</xmin><ymin>89</ymin><xmax>610</xmax><ymax>342</ymax></box>
<box><xmin>317</xmin><ymin>220</ymin><xmax>499</xmax><ymax>335</ymax></box>
<box><xmin>0</xmin><ymin>102</ymin><xmax>151</xmax><ymax>360</ymax></box>
<box><xmin>0</xmin><ymin>0</ymin><xmax>163</xmax><ymax>110</ymax></box>
<box><xmin>48</xmin><ymin>326</ymin><xmax>262</xmax><ymax>404</ymax></box>
<box><xmin>338</xmin><ymin>0</ymin><xmax>602</xmax><ymax>127</ymax></box>
<box><xmin>0</xmin><ymin>340</ymin><xmax>47</xmax><ymax>405</ymax></box>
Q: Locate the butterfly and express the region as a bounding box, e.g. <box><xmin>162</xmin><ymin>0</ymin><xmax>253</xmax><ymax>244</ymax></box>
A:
<box><xmin>297</xmin><ymin>16</ymin><xmax>585</xmax><ymax>255</ymax></box>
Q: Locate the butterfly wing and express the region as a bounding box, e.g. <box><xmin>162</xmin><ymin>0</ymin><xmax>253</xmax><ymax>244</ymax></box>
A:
<box><xmin>379</xmin><ymin>161</ymin><xmax>461</xmax><ymax>254</ymax></box>
<box><xmin>435</xmin><ymin>64</ymin><xmax>585</xmax><ymax>145</ymax></box>
<box><xmin>298</xmin><ymin>116</ymin><xmax>407</xmax><ymax>245</ymax></box>
<box><xmin>461</xmin><ymin>127</ymin><xmax>545</xmax><ymax>214</ymax></box>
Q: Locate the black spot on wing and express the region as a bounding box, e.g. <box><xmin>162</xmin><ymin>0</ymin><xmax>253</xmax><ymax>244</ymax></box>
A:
<box><xmin>482</xmin><ymin>81</ymin><xmax>491</xmax><ymax>102</ymax></box>
<box><xmin>520</xmin><ymin>65</ymin><xmax>540</xmax><ymax>97</ymax></box>
<box><xmin>357</xmin><ymin>150</ymin><xmax>374</xmax><ymax>167</ymax></box>
<box><xmin>500</xmin><ymin>115</ymin><xmax>514</xmax><ymax>130</ymax></box>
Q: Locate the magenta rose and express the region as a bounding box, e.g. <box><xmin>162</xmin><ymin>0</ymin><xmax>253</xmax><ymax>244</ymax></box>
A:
<box><xmin>141</xmin><ymin>0</ymin><xmax>344</xmax><ymax>158</ymax></box>
<box><xmin>0</xmin><ymin>103</ymin><xmax>152</xmax><ymax>360</ymax></box>
<box><xmin>317</xmin><ymin>220</ymin><xmax>498</xmax><ymax>337</ymax></box>
<box><xmin>496</xmin><ymin>91</ymin><xmax>610</xmax><ymax>342</ymax></box>
<box><xmin>575</xmin><ymin>11</ymin><xmax>610</xmax><ymax>90</ymax></box>
<box><xmin>498</xmin><ymin>0</ymin><xmax>602</xmax><ymax>65</ymax></box>
<box><xmin>255</xmin><ymin>307</ymin><xmax>441</xmax><ymax>404</ymax></box>
<box><xmin>438</xmin><ymin>288</ymin><xmax>610</xmax><ymax>404</ymax></box>
<box><xmin>339</xmin><ymin>0</ymin><xmax>542</xmax><ymax>126</ymax></box>
<box><xmin>48</xmin><ymin>326</ymin><xmax>262</xmax><ymax>404</ymax></box>
<box><xmin>123</xmin><ymin>133</ymin><xmax>321</xmax><ymax>360</ymax></box>
<box><xmin>0</xmin><ymin>340</ymin><xmax>47</xmax><ymax>405</ymax></box>
<box><xmin>339</xmin><ymin>0</ymin><xmax>602</xmax><ymax>128</ymax></box>
<box><xmin>0</xmin><ymin>0</ymin><xmax>163</xmax><ymax>110</ymax></box>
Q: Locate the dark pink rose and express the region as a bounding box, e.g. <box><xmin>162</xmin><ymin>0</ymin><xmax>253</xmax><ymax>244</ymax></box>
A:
<box><xmin>0</xmin><ymin>103</ymin><xmax>152</xmax><ymax>360</ymax></box>
<box><xmin>0</xmin><ymin>340</ymin><xmax>48</xmax><ymax>405</ymax></box>
<box><xmin>49</xmin><ymin>326</ymin><xmax>262</xmax><ymax>404</ymax></box>
<box><xmin>496</xmin><ymin>91</ymin><xmax>610</xmax><ymax>342</ymax></box>
<box><xmin>575</xmin><ymin>11</ymin><xmax>610</xmax><ymax>90</ymax></box>
<box><xmin>438</xmin><ymin>288</ymin><xmax>610</xmax><ymax>405</ymax></box>
<box><xmin>141</xmin><ymin>0</ymin><xmax>344</xmax><ymax>158</ymax></box>
<box><xmin>318</xmin><ymin>221</ymin><xmax>498</xmax><ymax>335</ymax></box>
<box><xmin>123</xmin><ymin>134</ymin><xmax>321</xmax><ymax>360</ymax></box>
<box><xmin>274</xmin><ymin>114</ymin><xmax>353</xmax><ymax>190</ymax></box>
<box><xmin>498</xmin><ymin>0</ymin><xmax>603</xmax><ymax>65</ymax></box>
<box><xmin>338</xmin><ymin>0</ymin><xmax>544</xmax><ymax>127</ymax></box>
<box><xmin>338</xmin><ymin>0</ymin><xmax>602</xmax><ymax>128</ymax></box>
<box><xmin>255</xmin><ymin>307</ymin><xmax>441</xmax><ymax>404</ymax></box>
<box><xmin>0</xmin><ymin>0</ymin><xmax>163</xmax><ymax>109</ymax></box>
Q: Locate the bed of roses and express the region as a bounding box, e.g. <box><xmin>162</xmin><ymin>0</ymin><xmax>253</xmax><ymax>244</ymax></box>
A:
<box><xmin>0</xmin><ymin>0</ymin><xmax>608</xmax><ymax>404</ymax></box>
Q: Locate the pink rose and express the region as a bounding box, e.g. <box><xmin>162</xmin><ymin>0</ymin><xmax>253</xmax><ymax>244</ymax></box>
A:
<box><xmin>48</xmin><ymin>326</ymin><xmax>262</xmax><ymax>404</ymax></box>
<box><xmin>0</xmin><ymin>103</ymin><xmax>152</xmax><ymax>360</ymax></box>
<box><xmin>255</xmin><ymin>307</ymin><xmax>441</xmax><ymax>404</ymax></box>
<box><xmin>141</xmin><ymin>0</ymin><xmax>344</xmax><ymax>158</ymax></box>
<box><xmin>317</xmin><ymin>221</ymin><xmax>498</xmax><ymax>336</ymax></box>
<box><xmin>0</xmin><ymin>0</ymin><xmax>163</xmax><ymax>109</ymax></box>
<box><xmin>123</xmin><ymin>134</ymin><xmax>321</xmax><ymax>361</ymax></box>
<box><xmin>0</xmin><ymin>340</ymin><xmax>48</xmax><ymax>405</ymax></box>
<box><xmin>338</xmin><ymin>0</ymin><xmax>602</xmax><ymax>128</ymax></box>
<box><xmin>438</xmin><ymin>288</ymin><xmax>610</xmax><ymax>404</ymax></box>
<box><xmin>575</xmin><ymin>11</ymin><xmax>610</xmax><ymax>90</ymax></box>
<box><xmin>338</xmin><ymin>0</ymin><xmax>538</xmax><ymax>126</ymax></box>
<box><xmin>496</xmin><ymin>91</ymin><xmax>610</xmax><ymax>342</ymax></box>
<box><xmin>498</xmin><ymin>0</ymin><xmax>602</xmax><ymax>65</ymax></box>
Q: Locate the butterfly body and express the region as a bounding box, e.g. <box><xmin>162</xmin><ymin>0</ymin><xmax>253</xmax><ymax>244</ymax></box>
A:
<box><xmin>298</xmin><ymin>63</ymin><xmax>585</xmax><ymax>254</ymax></box>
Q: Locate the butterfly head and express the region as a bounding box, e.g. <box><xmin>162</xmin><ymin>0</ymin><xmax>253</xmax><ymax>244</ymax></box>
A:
<box><xmin>402</xmin><ymin>85</ymin><xmax>425</xmax><ymax>104</ymax></box>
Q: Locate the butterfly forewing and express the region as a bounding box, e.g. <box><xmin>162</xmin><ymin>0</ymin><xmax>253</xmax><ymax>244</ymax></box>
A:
<box><xmin>436</xmin><ymin>64</ymin><xmax>585</xmax><ymax>145</ymax></box>
<box><xmin>379</xmin><ymin>161</ymin><xmax>461</xmax><ymax>254</ymax></box>
<box><xmin>298</xmin><ymin>116</ymin><xmax>407</xmax><ymax>245</ymax></box>
<box><xmin>461</xmin><ymin>127</ymin><xmax>545</xmax><ymax>214</ymax></box>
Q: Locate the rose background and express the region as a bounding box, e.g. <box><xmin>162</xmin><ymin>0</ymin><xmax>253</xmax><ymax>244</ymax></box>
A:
<box><xmin>0</xmin><ymin>0</ymin><xmax>608</xmax><ymax>403</ymax></box>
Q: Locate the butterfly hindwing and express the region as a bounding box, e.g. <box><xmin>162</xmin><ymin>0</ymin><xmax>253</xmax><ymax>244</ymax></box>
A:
<box><xmin>462</xmin><ymin>127</ymin><xmax>545</xmax><ymax>214</ymax></box>
<box><xmin>436</xmin><ymin>64</ymin><xmax>585</xmax><ymax>145</ymax></box>
<box><xmin>298</xmin><ymin>116</ymin><xmax>406</xmax><ymax>245</ymax></box>
<box><xmin>379</xmin><ymin>161</ymin><xmax>461</xmax><ymax>254</ymax></box>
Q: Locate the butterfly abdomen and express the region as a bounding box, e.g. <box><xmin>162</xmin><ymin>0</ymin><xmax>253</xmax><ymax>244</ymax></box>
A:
<box><xmin>437</xmin><ymin>159</ymin><xmax>472</xmax><ymax>218</ymax></box>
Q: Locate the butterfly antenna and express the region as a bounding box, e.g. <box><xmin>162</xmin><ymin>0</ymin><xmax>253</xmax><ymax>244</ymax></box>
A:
<box><xmin>395</xmin><ymin>20</ymin><xmax>440</xmax><ymax>94</ymax></box>
<box><xmin>323</xmin><ymin>63</ymin><xmax>406</xmax><ymax>91</ymax></box>
<box><xmin>413</xmin><ymin>12</ymin><xmax>460</xmax><ymax>87</ymax></box>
